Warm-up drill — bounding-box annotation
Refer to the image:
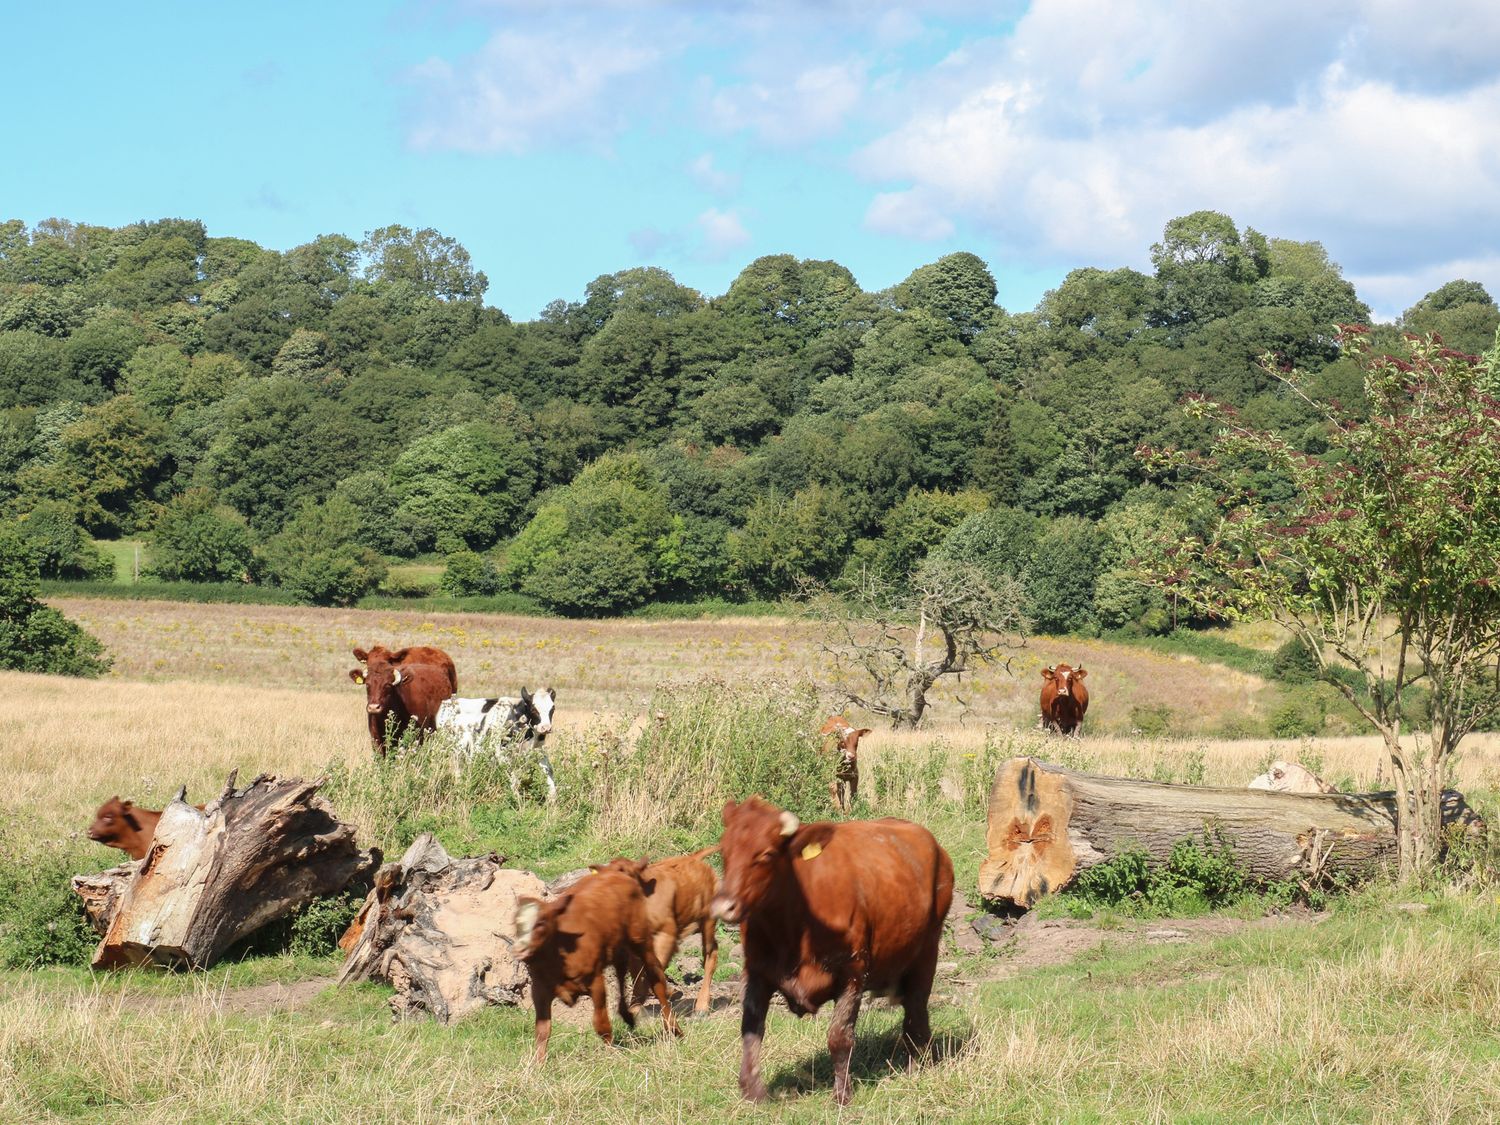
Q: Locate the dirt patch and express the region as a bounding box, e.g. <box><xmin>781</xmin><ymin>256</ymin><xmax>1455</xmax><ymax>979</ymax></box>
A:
<box><xmin>215</xmin><ymin>975</ymin><xmax>335</xmax><ymax>1017</ymax></box>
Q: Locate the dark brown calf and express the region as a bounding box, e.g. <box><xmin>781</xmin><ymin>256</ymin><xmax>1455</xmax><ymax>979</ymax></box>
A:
<box><xmin>592</xmin><ymin>845</ymin><xmax>720</xmax><ymax>1015</ymax></box>
<box><xmin>713</xmin><ymin>797</ymin><xmax>953</xmax><ymax>1106</ymax></box>
<box><xmin>515</xmin><ymin>862</ymin><xmax>684</xmax><ymax>1063</ymax></box>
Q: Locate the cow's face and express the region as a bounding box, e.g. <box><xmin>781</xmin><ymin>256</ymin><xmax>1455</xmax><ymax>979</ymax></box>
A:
<box><xmin>712</xmin><ymin>797</ymin><xmax>799</xmax><ymax>924</ymax></box>
<box><xmin>350</xmin><ymin>660</ymin><xmax>405</xmax><ymax>714</ymax></box>
<box><xmin>532</xmin><ymin>687</ymin><xmax>556</xmax><ymax>736</ymax></box>
<box><xmin>87</xmin><ymin>797</ymin><xmax>140</xmax><ymax>845</ymax></box>
<box><xmin>1046</xmin><ymin>664</ymin><xmax>1085</xmax><ymax>699</ymax></box>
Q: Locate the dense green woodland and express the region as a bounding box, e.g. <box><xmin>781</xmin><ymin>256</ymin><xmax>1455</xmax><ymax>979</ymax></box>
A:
<box><xmin>2</xmin><ymin>213</ymin><xmax>1497</xmax><ymax>625</ymax></box>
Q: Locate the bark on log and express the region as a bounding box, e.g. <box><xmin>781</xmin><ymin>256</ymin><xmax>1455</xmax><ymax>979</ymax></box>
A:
<box><xmin>79</xmin><ymin>773</ymin><xmax>379</xmax><ymax>969</ymax></box>
<box><xmin>979</xmin><ymin>757</ymin><xmax>1486</xmax><ymax>910</ymax></box>
<box><xmin>338</xmin><ymin>833</ymin><xmax>546</xmax><ymax>1024</ymax></box>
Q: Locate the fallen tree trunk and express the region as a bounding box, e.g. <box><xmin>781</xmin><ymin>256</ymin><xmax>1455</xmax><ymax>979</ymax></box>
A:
<box><xmin>77</xmin><ymin>772</ymin><xmax>379</xmax><ymax>969</ymax></box>
<box><xmin>338</xmin><ymin>833</ymin><xmax>545</xmax><ymax>1024</ymax></box>
<box><xmin>979</xmin><ymin>757</ymin><xmax>1486</xmax><ymax>910</ymax></box>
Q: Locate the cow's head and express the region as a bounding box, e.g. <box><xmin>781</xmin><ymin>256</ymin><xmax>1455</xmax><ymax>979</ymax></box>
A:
<box><xmin>87</xmin><ymin>797</ymin><xmax>142</xmax><ymax>847</ymax></box>
<box><xmin>1041</xmin><ymin>663</ymin><xmax>1087</xmax><ymax>699</ymax></box>
<box><xmin>531</xmin><ymin>686</ymin><xmax>556</xmax><ymax>737</ymax></box>
<box><xmin>712</xmin><ymin>797</ymin><xmax>801</xmax><ymax>924</ymax></box>
<box><xmin>350</xmin><ymin>647</ymin><xmax>412</xmax><ymax>715</ymax></box>
<box><xmin>514</xmin><ymin>893</ymin><xmax>580</xmax><ymax>963</ymax></box>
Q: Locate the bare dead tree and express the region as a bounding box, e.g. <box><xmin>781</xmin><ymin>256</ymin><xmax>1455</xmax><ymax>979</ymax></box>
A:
<box><xmin>812</xmin><ymin>559</ymin><xmax>1028</xmax><ymax>729</ymax></box>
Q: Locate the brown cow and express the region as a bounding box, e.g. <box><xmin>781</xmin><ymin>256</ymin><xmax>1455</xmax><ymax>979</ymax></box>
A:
<box><xmin>592</xmin><ymin>845</ymin><xmax>720</xmax><ymax>1016</ymax></box>
<box><xmin>515</xmin><ymin>862</ymin><xmax>685</xmax><ymax>1064</ymax></box>
<box><xmin>87</xmin><ymin>796</ymin><xmax>203</xmax><ymax>860</ymax></box>
<box><xmin>712</xmin><ymin>797</ymin><xmax>954</xmax><ymax>1106</ymax></box>
<box><xmin>818</xmin><ymin>716</ymin><xmax>871</xmax><ymax>812</ymax></box>
<box><xmin>1039</xmin><ymin>663</ymin><xmax>1089</xmax><ymax>736</ymax></box>
<box><xmin>349</xmin><ymin>645</ymin><xmax>458</xmax><ymax>755</ymax></box>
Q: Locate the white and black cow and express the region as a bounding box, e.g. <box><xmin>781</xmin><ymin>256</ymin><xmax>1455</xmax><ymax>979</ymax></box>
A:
<box><xmin>436</xmin><ymin>687</ymin><xmax>558</xmax><ymax>800</ymax></box>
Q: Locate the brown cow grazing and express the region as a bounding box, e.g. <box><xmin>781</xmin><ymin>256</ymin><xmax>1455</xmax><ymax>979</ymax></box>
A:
<box><xmin>515</xmin><ymin>861</ymin><xmax>685</xmax><ymax>1064</ymax></box>
<box><xmin>87</xmin><ymin>796</ymin><xmax>204</xmax><ymax>860</ymax></box>
<box><xmin>713</xmin><ymin>797</ymin><xmax>954</xmax><ymax>1106</ymax></box>
<box><xmin>1039</xmin><ymin>663</ymin><xmax>1089</xmax><ymax>736</ymax></box>
<box><xmin>592</xmin><ymin>845</ymin><xmax>720</xmax><ymax>1016</ymax></box>
<box><xmin>818</xmin><ymin>716</ymin><xmax>871</xmax><ymax>813</ymax></box>
<box><xmin>349</xmin><ymin>645</ymin><xmax>458</xmax><ymax>755</ymax></box>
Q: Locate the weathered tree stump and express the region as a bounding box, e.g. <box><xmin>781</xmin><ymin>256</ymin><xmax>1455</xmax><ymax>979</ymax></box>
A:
<box><xmin>338</xmin><ymin>833</ymin><xmax>546</xmax><ymax>1024</ymax></box>
<box><xmin>76</xmin><ymin>772</ymin><xmax>379</xmax><ymax>969</ymax></box>
<box><xmin>979</xmin><ymin>757</ymin><xmax>1485</xmax><ymax>910</ymax></box>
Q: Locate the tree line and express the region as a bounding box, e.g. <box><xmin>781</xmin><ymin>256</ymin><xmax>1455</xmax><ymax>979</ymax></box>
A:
<box><xmin>1</xmin><ymin>211</ymin><xmax>1496</xmax><ymax>624</ymax></box>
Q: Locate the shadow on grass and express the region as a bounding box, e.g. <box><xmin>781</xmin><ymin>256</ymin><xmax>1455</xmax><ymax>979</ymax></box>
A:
<box><xmin>766</xmin><ymin>1016</ymin><xmax>977</xmax><ymax>1100</ymax></box>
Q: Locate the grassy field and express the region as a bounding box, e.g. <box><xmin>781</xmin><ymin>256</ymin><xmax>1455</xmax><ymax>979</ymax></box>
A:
<box><xmin>5</xmin><ymin>596</ymin><xmax>1500</xmax><ymax>1121</ymax></box>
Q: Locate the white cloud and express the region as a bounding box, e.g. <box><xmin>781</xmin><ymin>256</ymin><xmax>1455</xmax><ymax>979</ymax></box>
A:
<box><xmin>864</xmin><ymin>190</ymin><xmax>954</xmax><ymax>241</ymax></box>
<box><xmin>694</xmin><ymin>207</ymin><xmax>751</xmax><ymax>261</ymax></box>
<box><xmin>406</xmin><ymin>28</ymin><xmax>661</xmax><ymax>153</ymax></box>
<box><xmin>706</xmin><ymin>59</ymin><xmax>868</xmax><ymax>144</ymax></box>
<box><xmin>688</xmin><ymin>152</ymin><xmax>739</xmax><ymax>197</ymax></box>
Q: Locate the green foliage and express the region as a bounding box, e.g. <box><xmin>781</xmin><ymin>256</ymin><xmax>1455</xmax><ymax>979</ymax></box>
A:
<box><xmin>391</xmin><ymin>418</ymin><xmax>537</xmax><ymax>553</ymax></box>
<box><xmin>0</xmin><ymin>838</ymin><xmax>97</xmax><ymax>968</ymax></box>
<box><xmin>13</xmin><ymin>502</ymin><xmax>114</xmax><ymax>579</ymax></box>
<box><xmin>1067</xmin><ymin>835</ymin><xmax>1250</xmax><ymax>916</ymax></box>
<box><xmin>1027</xmin><ymin>516</ymin><xmax>1105</xmax><ymax>634</ymax></box>
<box><xmin>1270</xmin><ymin>635</ymin><xmax>1321</xmax><ymax>684</ymax></box>
<box><xmin>1128</xmin><ymin>704</ymin><xmax>1176</xmax><ymax>737</ymax></box>
<box><xmin>727</xmin><ymin>483</ymin><xmax>849</xmax><ymax>596</ymax></box>
<box><xmin>147</xmin><ymin>489</ymin><xmax>255</xmax><ymax>582</ymax></box>
<box><xmin>257</xmin><ymin>495</ymin><xmax>387</xmax><ymax>606</ymax></box>
<box><xmin>440</xmin><ymin>549</ymin><xmax>501</xmax><ymax>596</ymax></box>
<box><xmin>0</xmin><ymin>524</ymin><xmax>110</xmax><ymax>675</ymax></box>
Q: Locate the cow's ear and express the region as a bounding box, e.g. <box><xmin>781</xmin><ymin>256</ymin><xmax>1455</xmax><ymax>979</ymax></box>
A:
<box><xmin>1074</xmin><ymin>666</ymin><xmax>1087</xmax><ymax>680</ymax></box>
<box><xmin>1040</xmin><ymin>667</ymin><xmax>1055</xmax><ymax>680</ymax></box>
<box><xmin>588</xmin><ymin>864</ymin><xmax>603</xmax><ymax>874</ymax></box>
<box><xmin>353</xmin><ymin>647</ymin><xmax>369</xmax><ymax>663</ymax></box>
<box><xmin>520</xmin><ymin>687</ymin><xmax>532</xmax><ymax>703</ymax></box>
<box><xmin>390</xmin><ymin>647</ymin><xmax>410</xmax><ymax>663</ymax></box>
<box><xmin>120</xmin><ymin>807</ymin><xmax>143</xmax><ymax>832</ymax></box>
<box><xmin>855</xmin><ymin>729</ymin><xmax>872</xmax><ymax>739</ymax></box>
<box><xmin>721</xmin><ymin>799</ymin><xmax>738</xmax><ymax>823</ymax></box>
<box><xmin>546</xmin><ymin>686</ymin><xmax>556</xmax><ymax>699</ymax></box>
<box><xmin>349</xmin><ymin>668</ymin><xmax>366</xmax><ymax>685</ymax></box>
<box><xmin>639</xmin><ymin>876</ymin><xmax>657</xmax><ymax>895</ymax></box>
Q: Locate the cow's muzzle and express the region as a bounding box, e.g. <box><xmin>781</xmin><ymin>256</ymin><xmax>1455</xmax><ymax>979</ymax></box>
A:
<box><xmin>535</xmin><ymin>723</ymin><xmax>553</xmax><ymax>735</ymax></box>
<box><xmin>367</xmin><ymin>703</ymin><xmax>383</xmax><ymax>714</ymax></box>
<box><xmin>710</xmin><ymin>894</ymin><xmax>742</xmax><ymax>924</ymax></box>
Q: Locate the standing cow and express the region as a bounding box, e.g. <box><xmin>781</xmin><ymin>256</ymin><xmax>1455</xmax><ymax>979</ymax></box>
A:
<box><xmin>350</xmin><ymin>645</ymin><xmax>458</xmax><ymax>755</ymax></box>
<box><xmin>1039</xmin><ymin>663</ymin><xmax>1089</xmax><ymax>736</ymax></box>
<box><xmin>515</xmin><ymin>861</ymin><xmax>684</xmax><ymax>1063</ymax></box>
<box><xmin>712</xmin><ymin>797</ymin><xmax>953</xmax><ymax>1106</ymax></box>
<box><xmin>818</xmin><ymin>716</ymin><xmax>871</xmax><ymax>813</ymax></box>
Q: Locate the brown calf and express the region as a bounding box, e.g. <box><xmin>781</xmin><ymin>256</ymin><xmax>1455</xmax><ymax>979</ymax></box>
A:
<box><xmin>515</xmin><ymin>862</ymin><xmax>684</xmax><ymax>1063</ymax></box>
<box><xmin>713</xmin><ymin>797</ymin><xmax>953</xmax><ymax>1106</ymax></box>
<box><xmin>818</xmin><ymin>715</ymin><xmax>871</xmax><ymax>812</ymax></box>
<box><xmin>592</xmin><ymin>845</ymin><xmax>720</xmax><ymax>1015</ymax></box>
<box><xmin>87</xmin><ymin>796</ymin><xmax>204</xmax><ymax>860</ymax></box>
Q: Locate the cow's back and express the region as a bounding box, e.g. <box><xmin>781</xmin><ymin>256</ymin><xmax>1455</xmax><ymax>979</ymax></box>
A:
<box><xmin>752</xmin><ymin>818</ymin><xmax>951</xmax><ymax>996</ymax></box>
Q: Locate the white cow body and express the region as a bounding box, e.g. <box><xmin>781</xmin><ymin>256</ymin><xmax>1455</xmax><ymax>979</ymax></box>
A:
<box><xmin>436</xmin><ymin>688</ymin><xmax>558</xmax><ymax>800</ymax></box>
<box><xmin>1247</xmin><ymin>760</ymin><xmax>1336</xmax><ymax>795</ymax></box>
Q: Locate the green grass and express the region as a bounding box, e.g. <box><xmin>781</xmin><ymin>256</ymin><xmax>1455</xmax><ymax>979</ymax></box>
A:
<box><xmin>4</xmin><ymin>889</ymin><xmax>1497</xmax><ymax>1122</ymax></box>
<box><xmin>89</xmin><ymin>539</ymin><xmax>146</xmax><ymax>585</ymax></box>
<box><xmin>1106</xmin><ymin>626</ymin><xmax>1273</xmax><ymax>677</ymax></box>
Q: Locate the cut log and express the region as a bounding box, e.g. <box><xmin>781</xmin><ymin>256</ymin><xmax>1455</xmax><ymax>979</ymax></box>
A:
<box><xmin>80</xmin><ymin>773</ymin><xmax>379</xmax><ymax>970</ymax></box>
<box><xmin>338</xmin><ymin>833</ymin><xmax>546</xmax><ymax>1024</ymax></box>
<box><xmin>979</xmin><ymin>757</ymin><xmax>1486</xmax><ymax>910</ymax></box>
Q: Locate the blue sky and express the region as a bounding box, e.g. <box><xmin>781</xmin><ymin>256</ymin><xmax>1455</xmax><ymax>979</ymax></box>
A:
<box><xmin>4</xmin><ymin>1</ymin><xmax>1498</xmax><ymax>322</ymax></box>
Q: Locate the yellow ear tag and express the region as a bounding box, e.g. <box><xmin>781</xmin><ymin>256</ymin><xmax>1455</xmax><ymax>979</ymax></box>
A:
<box><xmin>800</xmin><ymin>842</ymin><xmax>823</xmax><ymax>861</ymax></box>
<box><xmin>354</xmin><ymin>673</ymin><xmax>365</xmax><ymax>684</ymax></box>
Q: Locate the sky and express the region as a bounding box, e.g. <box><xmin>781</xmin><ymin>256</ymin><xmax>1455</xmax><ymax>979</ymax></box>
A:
<box><xmin>3</xmin><ymin>0</ymin><xmax>1498</xmax><ymax>323</ymax></box>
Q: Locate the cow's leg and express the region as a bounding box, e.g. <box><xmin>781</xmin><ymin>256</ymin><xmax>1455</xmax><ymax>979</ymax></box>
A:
<box><xmin>531</xmin><ymin>983</ymin><xmax>555</xmax><ymax>1064</ymax></box>
<box><xmin>632</xmin><ymin>928</ymin><xmax>676</xmax><ymax>1015</ymax></box>
<box><xmin>738</xmin><ymin>974</ymin><xmax>773</xmax><ymax>1102</ymax></box>
<box><xmin>829</xmin><ymin>979</ymin><xmax>864</xmax><ymax>1106</ymax></box>
<box><xmin>695</xmin><ymin>919</ymin><xmax>718</xmax><ymax>1015</ymax></box>
<box><xmin>899</xmin><ymin>947</ymin><xmax>938</xmax><ymax>1067</ymax></box>
<box><xmin>535</xmin><ymin>739</ymin><xmax>558</xmax><ymax>802</ymax></box>
<box><xmin>639</xmin><ymin>944</ymin><xmax>683</xmax><ymax>1040</ymax></box>
<box><xmin>848</xmin><ymin>770</ymin><xmax>858</xmax><ymax>809</ymax></box>
<box><xmin>589</xmin><ymin>972</ymin><xmax>613</xmax><ymax>1046</ymax></box>
<box><xmin>829</xmin><ymin>776</ymin><xmax>841</xmax><ymax>811</ymax></box>
<box><xmin>614</xmin><ymin>952</ymin><xmax>638</xmax><ymax>1029</ymax></box>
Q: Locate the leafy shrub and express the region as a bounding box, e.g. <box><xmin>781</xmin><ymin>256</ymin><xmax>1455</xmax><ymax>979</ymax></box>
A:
<box><xmin>1270</xmin><ymin>686</ymin><xmax>1325</xmax><ymax>737</ymax></box>
<box><xmin>14</xmin><ymin>502</ymin><xmax>114</xmax><ymax>579</ymax></box>
<box><xmin>378</xmin><ymin>570</ymin><xmax>437</xmax><ymax>599</ymax></box>
<box><xmin>1067</xmin><ymin>834</ymin><xmax>1250</xmax><ymax>916</ymax></box>
<box><xmin>1270</xmin><ymin>636</ymin><xmax>1321</xmax><ymax>684</ymax></box>
<box><xmin>257</xmin><ymin>495</ymin><xmax>387</xmax><ymax>606</ymax></box>
<box><xmin>0</xmin><ymin>837</ymin><xmax>98</xmax><ymax>968</ymax></box>
<box><xmin>147</xmin><ymin>488</ymin><xmax>255</xmax><ymax>582</ymax></box>
<box><xmin>1129</xmin><ymin>704</ymin><xmax>1175</xmax><ymax>737</ymax></box>
<box><xmin>440</xmin><ymin>549</ymin><xmax>502</xmax><ymax>596</ymax></box>
<box><xmin>0</xmin><ymin>524</ymin><xmax>110</xmax><ymax>676</ymax></box>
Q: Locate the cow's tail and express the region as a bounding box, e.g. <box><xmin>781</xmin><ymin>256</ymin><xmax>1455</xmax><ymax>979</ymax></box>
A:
<box><xmin>686</xmin><ymin>844</ymin><xmax>719</xmax><ymax>861</ymax></box>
